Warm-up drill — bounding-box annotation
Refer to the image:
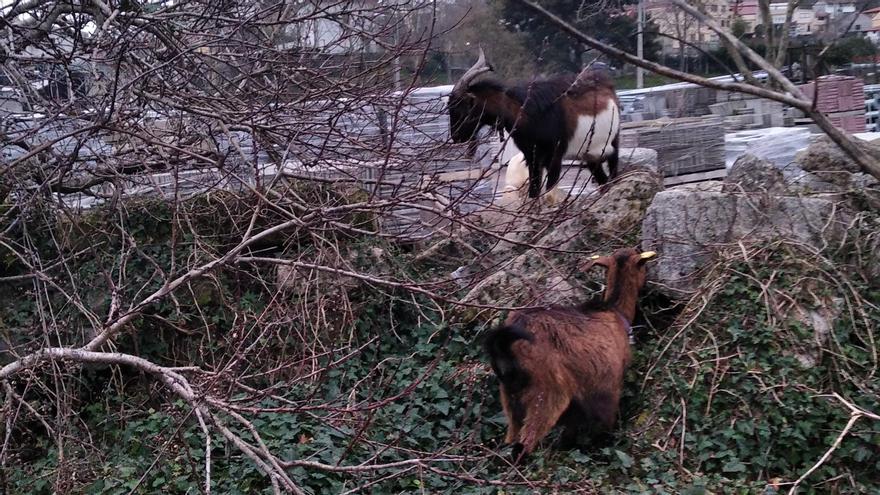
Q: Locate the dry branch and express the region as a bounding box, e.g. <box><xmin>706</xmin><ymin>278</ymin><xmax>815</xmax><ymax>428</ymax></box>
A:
<box><xmin>511</xmin><ymin>0</ymin><xmax>880</xmax><ymax>181</ymax></box>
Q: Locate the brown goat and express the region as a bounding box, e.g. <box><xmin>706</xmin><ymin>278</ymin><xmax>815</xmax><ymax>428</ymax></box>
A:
<box><xmin>483</xmin><ymin>247</ymin><xmax>657</xmax><ymax>461</ymax></box>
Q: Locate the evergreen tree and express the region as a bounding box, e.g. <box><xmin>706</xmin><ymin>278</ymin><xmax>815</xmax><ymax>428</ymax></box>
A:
<box><xmin>495</xmin><ymin>0</ymin><xmax>660</xmax><ymax>72</ymax></box>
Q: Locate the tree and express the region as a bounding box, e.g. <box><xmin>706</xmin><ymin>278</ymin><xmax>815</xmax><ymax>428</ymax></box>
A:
<box><xmin>495</xmin><ymin>0</ymin><xmax>661</xmax><ymax>72</ymax></box>
<box><xmin>433</xmin><ymin>0</ymin><xmax>537</xmax><ymax>81</ymax></box>
<box><xmin>732</xmin><ymin>17</ymin><xmax>749</xmax><ymax>38</ymax></box>
<box><xmin>645</xmin><ymin>0</ymin><xmax>704</xmax><ymax>72</ymax></box>
<box><xmin>824</xmin><ymin>35</ymin><xmax>878</xmax><ymax>67</ymax></box>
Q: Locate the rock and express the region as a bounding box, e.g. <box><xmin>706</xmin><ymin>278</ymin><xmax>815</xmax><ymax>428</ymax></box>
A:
<box><xmin>641</xmin><ymin>190</ymin><xmax>853</xmax><ymax>298</ymax></box>
<box><xmin>618</xmin><ymin>147</ymin><xmax>659</xmax><ymax>174</ymax></box>
<box><xmin>459</xmin><ymin>170</ymin><xmax>663</xmax><ymax>312</ymax></box>
<box><xmin>459</xmin><ymin>251</ymin><xmax>586</xmax><ymax>310</ymax></box>
<box><xmin>795</xmin><ymin>135</ymin><xmax>880</xmax><ymax>186</ymax></box>
<box><xmin>788</xmin><ymin>136</ymin><xmax>880</xmax><ymax>210</ymax></box>
<box><xmin>670</xmin><ymin>181</ymin><xmax>724</xmax><ymax>193</ymax></box>
<box><xmin>776</xmin><ymin>163</ymin><xmax>838</xmax><ymax>194</ymax></box>
<box><xmin>780</xmin><ymin>296</ymin><xmax>843</xmax><ymax>368</ymax></box>
<box><xmin>723</xmin><ymin>154</ymin><xmax>787</xmax><ymax>194</ymax></box>
<box><xmin>723</xmin><ymin>153</ymin><xmax>842</xmax><ymax>196</ymax></box>
<box><xmin>851</xmin><ymin>172</ymin><xmax>880</xmax><ymax>188</ymax></box>
<box><xmin>849</xmin><ymin>172</ymin><xmax>880</xmax><ymax>211</ymax></box>
<box><xmin>581</xmin><ymin>169</ymin><xmax>664</xmax><ymax>233</ymax></box>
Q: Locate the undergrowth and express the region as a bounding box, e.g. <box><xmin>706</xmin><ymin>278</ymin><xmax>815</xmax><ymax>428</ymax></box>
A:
<box><xmin>2</xmin><ymin>195</ymin><xmax>878</xmax><ymax>494</ymax></box>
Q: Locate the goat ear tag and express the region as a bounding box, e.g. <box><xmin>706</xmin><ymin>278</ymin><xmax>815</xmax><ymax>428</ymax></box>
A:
<box><xmin>639</xmin><ymin>251</ymin><xmax>657</xmax><ymax>260</ymax></box>
<box><xmin>590</xmin><ymin>255</ymin><xmax>601</xmax><ymax>260</ymax></box>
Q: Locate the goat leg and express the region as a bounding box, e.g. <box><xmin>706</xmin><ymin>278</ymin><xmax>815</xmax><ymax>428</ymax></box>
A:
<box><xmin>607</xmin><ymin>135</ymin><xmax>620</xmax><ymax>180</ymax></box>
<box><xmin>587</xmin><ymin>159</ymin><xmax>609</xmax><ymax>185</ymax></box>
<box><xmin>499</xmin><ymin>388</ymin><xmax>524</xmax><ymax>444</ymax></box>
<box><xmin>556</xmin><ymin>404</ymin><xmax>584</xmax><ymax>450</ymax></box>
<box><xmin>510</xmin><ymin>442</ymin><xmax>527</xmax><ymax>465</ymax></box>
<box><xmin>544</xmin><ymin>156</ymin><xmax>562</xmax><ymax>193</ymax></box>
<box><xmin>526</xmin><ymin>159</ymin><xmax>543</xmax><ymax>199</ymax></box>
<box><xmin>542</xmin><ymin>154</ymin><xmax>565</xmax><ymax>205</ymax></box>
<box><xmin>516</xmin><ymin>391</ymin><xmax>570</xmax><ymax>456</ymax></box>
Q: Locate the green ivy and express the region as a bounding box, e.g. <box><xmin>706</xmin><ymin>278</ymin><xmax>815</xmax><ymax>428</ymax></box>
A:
<box><xmin>3</xmin><ymin>197</ymin><xmax>879</xmax><ymax>494</ymax></box>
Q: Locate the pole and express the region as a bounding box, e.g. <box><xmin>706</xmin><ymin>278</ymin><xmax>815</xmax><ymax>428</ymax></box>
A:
<box><xmin>393</xmin><ymin>14</ymin><xmax>402</xmax><ymax>90</ymax></box>
<box><xmin>637</xmin><ymin>0</ymin><xmax>645</xmax><ymax>88</ymax></box>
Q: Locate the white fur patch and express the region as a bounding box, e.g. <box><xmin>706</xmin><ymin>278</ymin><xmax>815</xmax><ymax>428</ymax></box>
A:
<box><xmin>504</xmin><ymin>152</ymin><xmax>531</xmax><ymax>192</ymax></box>
<box><xmin>564</xmin><ymin>100</ymin><xmax>619</xmax><ymax>161</ymax></box>
<box><xmin>503</xmin><ymin>152</ymin><xmax>563</xmax><ymax>204</ymax></box>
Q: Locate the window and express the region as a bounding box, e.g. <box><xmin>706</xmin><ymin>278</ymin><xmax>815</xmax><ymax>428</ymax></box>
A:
<box><xmin>856</xmin><ymin>24</ymin><xmax>861</xmax><ymax>30</ymax></box>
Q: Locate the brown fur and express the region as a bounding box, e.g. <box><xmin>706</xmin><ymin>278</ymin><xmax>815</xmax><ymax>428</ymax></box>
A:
<box><xmin>562</xmin><ymin>82</ymin><xmax>619</xmax><ymax>159</ymax></box>
<box><xmin>562</xmin><ymin>70</ymin><xmax>620</xmax><ymax>128</ymax></box>
<box><xmin>485</xmin><ymin>248</ymin><xmax>653</xmax><ymax>460</ymax></box>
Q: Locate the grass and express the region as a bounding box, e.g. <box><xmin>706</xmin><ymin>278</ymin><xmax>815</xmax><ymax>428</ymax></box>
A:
<box><xmin>613</xmin><ymin>73</ymin><xmax>674</xmax><ymax>90</ymax></box>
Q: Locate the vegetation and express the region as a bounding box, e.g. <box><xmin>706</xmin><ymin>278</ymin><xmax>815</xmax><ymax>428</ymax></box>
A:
<box><xmin>3</xmin><ymin>194</ymin><xmax>878</xmax><ymax>494</ymax></box>
<box><xmin>3</xmin><ymin>0</ymin><xmax>880</xmax><ymax>492</ymax></box>
<box><xmin>614</xmin><ymin>73</ymin><xmax>674</xmax><ymax>89</ymax></box>
<box><xmin>494</xmin><ymin>0</ymin><xmax>662</xmax><ymax>72</ymax></box>
<box><xmin>824</xmin><ymin>36</ymin><xmax>879</xmax><ymax>67</ymax></box>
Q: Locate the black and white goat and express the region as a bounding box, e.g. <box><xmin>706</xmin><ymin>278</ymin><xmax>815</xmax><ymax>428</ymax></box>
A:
<box><xmin>448</xmin><ymin>50</ymin><xmax>621</xmax><ymax>200</ymax></box>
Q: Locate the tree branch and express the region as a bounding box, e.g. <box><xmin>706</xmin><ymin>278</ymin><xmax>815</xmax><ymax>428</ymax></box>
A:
<box><xmin>511</xmin><ymin>0</ymin><xmax>880</xmax><ymax>180</ymax></box>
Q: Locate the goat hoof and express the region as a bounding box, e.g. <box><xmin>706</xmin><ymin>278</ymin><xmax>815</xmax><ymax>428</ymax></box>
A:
<box><xmin>590</xmin><ymin>431</ymin><xmax>615</xmax><ymax>448</ymax></box>
<box><xmin>557</xmin><ymin>433</ymin><xmax>580</xmax><ymax>451</ymax></box>
<box><xmin>510</xmin><ymin>443</ymin><xmax>526</xmax><ymax>465</ymax></box>
<box><xmin>596</xmin><ymin>183</ymin><xmax>610</xmax><ymax>195</ymax></box>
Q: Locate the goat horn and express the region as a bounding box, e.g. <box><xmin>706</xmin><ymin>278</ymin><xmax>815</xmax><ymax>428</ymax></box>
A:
<box><xmin>639</xmin><ymin>251</ymin><xmax>657</xmax><ymax>259</ymax></box>
<box><xmin>451</xmin><ymin>48</ymin><xmax>491</xmax><ymax>96</ymax></box>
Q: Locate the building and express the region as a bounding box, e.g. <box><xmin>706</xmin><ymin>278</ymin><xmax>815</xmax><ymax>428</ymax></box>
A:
<box><xmin>813</xmin><ymin>0</ymin><xmax>858</xmax><ymax>18</ymax></box>
<box><xmin>730</xmin><ymin>0</ymin><xmax>865</xmax><ymax>36</ymax></box>
<box><xmin>767</xmin><ymin>3</ymin><xmax>826</xmax><ymax>35</ymax></box>
<box><xmin>730</xmin><ymin>0</ymin><xmax>760</xmax><ymax>33</ymax></box>
<box><xmin>647</xmin><ymin>0</ymin><xmax>732</xmax><ymax>54</ymax></box>
<box><xmin>824</xmin><ymin>11</ymin><xmax>873</xmax><ymax>37</ymax></box>
<box><xmin>862</xmin><ymin>6</ymin><xmax>880</xmax><ymax>30</ymax></box>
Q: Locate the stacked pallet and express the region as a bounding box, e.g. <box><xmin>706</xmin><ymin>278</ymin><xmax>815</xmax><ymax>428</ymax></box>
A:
<box><xmin>709</xmin><ymin>98</ymin><xmax>787</xmax><ymax>130</ymax></box>
<box><xmin>619</xmin><ymin>115</ymin><xmax>725</xmax><ymax>179</ymax></box>
<box><xmin>863</xmin><ymin>84</ymin><xmax>880</xmax><ymax>132</ymax></box>
<box><xmin>799</xmin><ymin>76</ymin><xmax>866</xmax><ymax>133</ymax></box>
<box><xmin>665</xmin><ymin>86</ymin><xmax>716</xmax><ymax>118</ymax></box>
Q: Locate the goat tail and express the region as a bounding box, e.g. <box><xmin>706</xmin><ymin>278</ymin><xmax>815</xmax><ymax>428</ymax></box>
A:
<box><xmin>484</xmin><ymin>324</ymin><xmax>534</xmax><ymax>391</ymax></box>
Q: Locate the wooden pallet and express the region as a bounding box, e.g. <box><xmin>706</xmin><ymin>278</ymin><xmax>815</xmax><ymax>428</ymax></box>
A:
<box><xmin>620</xmin><ymin>116</ymin><xmax>725</xmax><ymax>177</ymax></box>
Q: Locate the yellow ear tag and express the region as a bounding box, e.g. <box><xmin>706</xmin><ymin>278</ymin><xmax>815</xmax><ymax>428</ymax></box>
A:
<box><xmin>640</xmin><ymin>251</ymin><xmax>657</xmax><ymax>259</ymax></box>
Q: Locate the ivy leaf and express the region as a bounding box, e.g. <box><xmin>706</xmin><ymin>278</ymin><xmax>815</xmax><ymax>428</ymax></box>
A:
<box><xmin>615</xmin><ymin>450</ymin><xmax>634</xmax><ymax>468</ymax></box>
<box><xmin>722</xmin><ymin>460</ymin><xmax>747</xmax><ymax>473</ymax></box>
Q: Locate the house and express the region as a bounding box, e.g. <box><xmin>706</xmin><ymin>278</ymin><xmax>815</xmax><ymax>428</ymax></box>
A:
<box><xmin>647</xmin><ymin>0</ymin><xmax>732</xmax><ymax>54</ymax></box>
<box><xmin>768</xmin><ymin>3</ymin><xmax>821</xmax><ymax>34</ymax></box>
<box><xmin>731</xmin><ymin>0</ymin><xmax>824</xmax><ymax>35</ymax></box>
<box><xmin>863</xmin><ymin>6</ymin><xmax>880</xmax><ymax>30</ymax></box>
<box><xmin>824</xmin><ymin>11</ymin><xmax>873</xmax><ymax>37</ymax></box>
<box><xmin>861</xmin><ymin>7</ymin><xmax>880</xmax><ymax>43</ymax></box>
<box><xmin>813</xmin><ymin>0</ymin><xmax>858</xmax><ymax>18</ymax></box>
<box><xmin>730</xmin><ymin>0</ymin><xmax>760</xmax><ymax>33</ymax></box>
<box><xmin>276</xmin><ymin>3</ymin><xmax>379</xmax><ymax>54</ymax></box>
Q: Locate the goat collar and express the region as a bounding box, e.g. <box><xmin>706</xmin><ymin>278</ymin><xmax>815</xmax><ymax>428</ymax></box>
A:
<box><xmin>614</xmin><ymin>309</ymin><xmax>635</xmax><ymax>344</ymax></box>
